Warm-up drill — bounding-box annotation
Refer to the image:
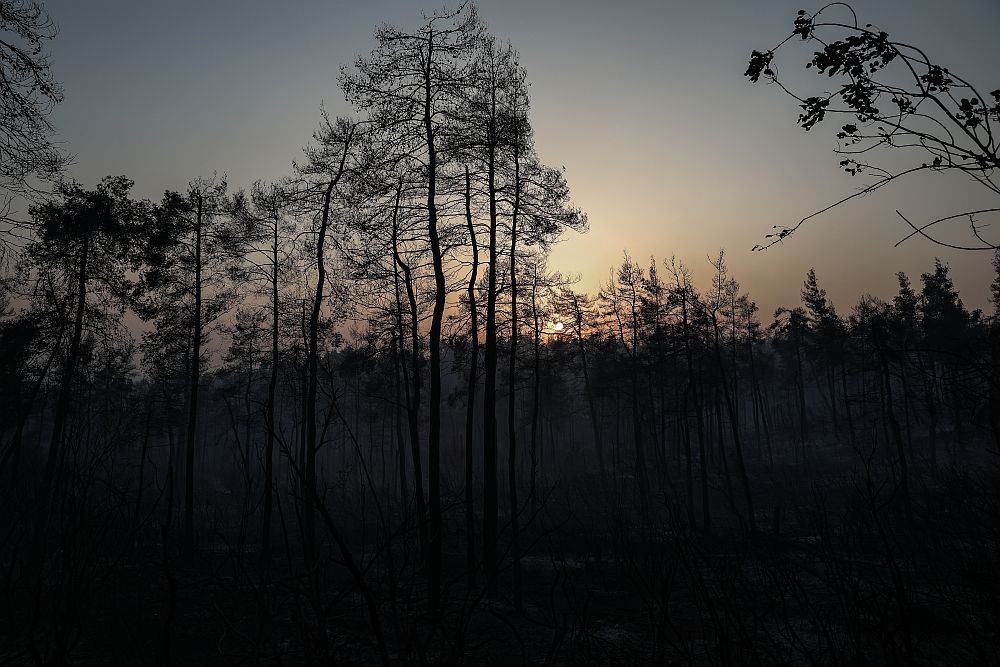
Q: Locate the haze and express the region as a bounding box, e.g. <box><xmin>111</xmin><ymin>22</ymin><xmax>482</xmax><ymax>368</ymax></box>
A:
<box><xmin>44</xmin><ymin>0</ymin><xmax>1000</xmax><ymax>313</ymax></box>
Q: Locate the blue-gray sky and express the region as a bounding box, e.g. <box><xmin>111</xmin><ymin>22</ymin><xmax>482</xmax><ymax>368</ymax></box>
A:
<box><xmin>42</xmin><ymin>0</ymin><xmax>1000</xmax><ymax>314</ymax></box>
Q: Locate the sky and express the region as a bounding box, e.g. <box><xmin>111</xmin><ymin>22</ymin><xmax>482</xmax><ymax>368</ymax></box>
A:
<box><xmin>39</xmin><ymin>0</ymin><xmax>1000</xmax><ymax>316</ymax></box>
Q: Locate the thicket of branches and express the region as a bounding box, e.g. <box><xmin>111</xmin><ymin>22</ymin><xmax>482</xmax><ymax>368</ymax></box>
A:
<box><xmin>745</xmin><ymin>2</ymin><xmax>999</xmax><ymax>250</ymax></box>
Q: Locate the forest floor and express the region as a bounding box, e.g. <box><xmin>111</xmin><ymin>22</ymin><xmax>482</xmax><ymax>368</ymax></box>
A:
<box><xmin>7</xmin><ymin>435</ymin><xmax>998</xmax><ymax>665</ymax></box>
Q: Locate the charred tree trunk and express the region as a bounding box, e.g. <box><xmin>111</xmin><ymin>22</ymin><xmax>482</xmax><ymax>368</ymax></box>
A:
<box><xmin>392</xmin><ymin>187</ymin><xmax>428</xmax><ymax>556</ymax></box>
<box><xmin>681</xmin><ymin>294</ymin><xmax>709</xmax><ymax>529</ymax></box>
<box><xmin>573</xmin><ymin>297</ymin><xmax>604</xmax><ymax>478</ymax></box>
<box><xmin>261</xmin><ymin>215</ymin><xmax>279</xmax><ymax>568</ymax></box>
<box><xmin>463</xmin><ymin>166</ymin><xmax>479</xmax><ymax>588</ymax></box>
<box><xmin>795</xmin><ymin>341</ymin><xmax>807</xmax><ymax>462</ymax></box>
<box><xmin>37</xmin><ymin>230</ymin><xmax>90</xmax><ymax>546</ymax></box>
<box><xmin>711</xmin><ymin>315</ymin><xmax>756</xmax><ymax>530</ymax></box>
<box><xmin>482</xmin><ymin>85</ymin><xmax>500</xmax><ymax>598</ymax></box>
<box><xmin>530</xmin><ymin>269</ymin><xmax>542</xmax><ymax>516</ymax></box>
<box><xmin>303</xmin><ymin>180</ymin><xmax>336</xmax><ymax>568</ymax></box>
<box><xmin>841</xmin><ymin>363</ymin><xmax>856</xmax><ymax>449</ymax></box>
<box><xmin>183</xmin><ymin>196</ymin><xmax>202</xmax><ymax>569</ymax></box>
<box><xmin>879</xmin><ymin>348</ymin><xmax>911</xmax><ymax>525</ymax></box>
<box><xmin>423</xmin><ymin>37</ymin><xmax>445</xmax><ymax>608</ymax></box>
<box><xmin>507</xmin><ymin>134</ymin><xmax>523</xmax><ymax>611</ymax></box>
<box><xmin>681</xmin><ymin>387</ymin><xmax>695</xmax><ymax>525</ymax></box>
<box><xmin>924</xmin><ymin>355</ymin><xmax>938</xmax><ymax>468</ymax></box>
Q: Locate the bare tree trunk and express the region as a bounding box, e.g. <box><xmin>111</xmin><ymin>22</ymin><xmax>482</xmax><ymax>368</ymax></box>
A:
<box><xmin>879</xmin><ymin>350</ymin><xmax>911</xmax><ymax>525</ymax></box>
<box><xmin>303</xmin><ymin>181</ymin><xmax>335</xmax><ymax>568</ymax></box>
<box><xmin>261</xmin><ymin>222</ymin><xmax>279</xmax><ymax>568</ymax></box>
<box><xmin>183</xmin><ymin>197</ymin><xmax>202</xmax><ymax>568</ymax></box>
<box><xmin>463</xmin><ymin>165</ymin><xmax>479</xmax><ymax>588</ymax></box>
<box><xmin>392</xmin><ymin>342</ymin><xmax>409</xmax><ymax>508</ymax></box>
<box><xmin>841</xmin><ymin>363</ymin><xmax>856</xmax><ymax>449</ymax></box>
<box><xmin>900</xmin><ymin>360</ymin><xmax>914</xmax><ymax>458</ymax></box>
<box><xmin>990</xmin><ymin>329</ymin><xmax>1000</xmax><ymax>451</ymax></box>
<box><xmin>681</xmin><ymin>293</ymin><xmax>709</xmax><ymax>529</ymax></box>
<box><xmin>131</xmin><ymin>399</ymin><xmax>153</xmax><ymax>551</ymax></box>
<box><xmin>507</xmin><ymin>136</ymin><xmax>523</xmax><ymax>611</ymax></box>
<box><xmin>530</xmin><ymin>268</ymin><xmax>541</xmax><ymax>516</ymax></box>
<box><xmin>482</xmin><ymin>88</ymin><xmax>500</xmax><ymax>598</ymax></box>
<box><xmin>423</xmin><ymin>40</ymin><xmax>445</xmax><ymax>609</ymax></box>
<box><xmin>3</xmin><ymin>319</ymin><xmax>65</xmax><ymax>505</ymax></box>
<box><xmin>28</xmin><ymin>238</ymin><xmax>90</xmax><ymax>662</ymax></box>
<box><xmin>923</xmin><ymin>355</ymin><xmax>938</xmax><ymax>467</ymax></box>
<box><xmin>39</xmin><ymin>232</ymin><xmax>90</xmax><ymax>527</ymax></box>
<box><xmin>629</xmin><ymin>364</ymin><xmax>650</xmax><ymax>509</ymax></box>
<box><xmin>393</xmin><ymin>200</ymin><xmax>427</xmax><ymax>556</ymax></box>
<box><xmin>625</xmin><ymin>286</ymin><xmax>650</xmax><ymax>509</ymax></box>
<box><xmin>680</xmin><ymin>387</ymin><xmax>695</xmax><ymax>525</ymax></box>
<box><xmin>827</xmin><ymin>365</ymin><xmax>839</xmax><ymax>435</ymax></box>
<box><xmin>573</xmin><ymin>296</ymin><xmax>604</xmax><ymax>478</ymax></box>
<box><xmin>711</xmin><ymin>316</ymin><xmax>756</xmax><ymax>530</ymax></box>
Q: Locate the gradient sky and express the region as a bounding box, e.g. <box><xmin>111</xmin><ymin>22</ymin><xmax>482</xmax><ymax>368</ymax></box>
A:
<box><xmin>40</xmin><ymin>0</ymin><xmax>1000</xmax><ymax>316</ymax></box>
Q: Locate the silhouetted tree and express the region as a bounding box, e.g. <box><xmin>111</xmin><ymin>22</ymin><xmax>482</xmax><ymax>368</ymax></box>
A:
<box><xmin>771</xmin><ymin>306</ymin><xmax>810</xmax><ymax>457</ymax></box>
<box><xmin>461</xmin><ymin>165</ymin><xmax>479</xmax><ymax>585</ymax></box>
<box><xmin>601</xmin><ymin>253</ymin><xmax>652</xmax><ymax>508</ymax></box>
<box><xmin>342</xmin><ymin>5</ymin><xmax>481</xmax><ymax>607</ymax></box>
<box><xmin>463</xmin><ymin>32</ymin><xmax>518</xmax><ymax>598</ymax></box>
<box><xmin>136</xmin><ymin>176</ymin><xmax>232</xmax><ymax>567</ymax></box>
<box><xmin>850</xmin><ymin>293</ymin><xmax>911</xmax><ymax>522</ymax></box>
<box><xmin>27</xmin><ymin>177</ymin><xmax>148</xmax><ymax>522</ymax></box>
<box><xmin>293</xmin><ymin>114</ymin><xmax>359</xmax><ymax>567</ymax></box>
<box><xmin>552</xmin><ymin>287</ymin><xmax>604</xmax><ymax>476</ymax></box>
<box><xmin>919</xmin><ymin>260</ymin><xmax>970</xmax><ymax>463</ymax></box>
<box><xmin>229</xmin><ymin>180</ymin><xmax>298</xmax><ymax>566</ymax></box>
<box><xmin>885</xmin><ymin>272</ymin><xmax>918</xmax><ymax>455</ymax></box>
<box><xmin>703</xmin><ymin>251</ymin><xmax>755</xmax><ymax>529</ymax></box>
